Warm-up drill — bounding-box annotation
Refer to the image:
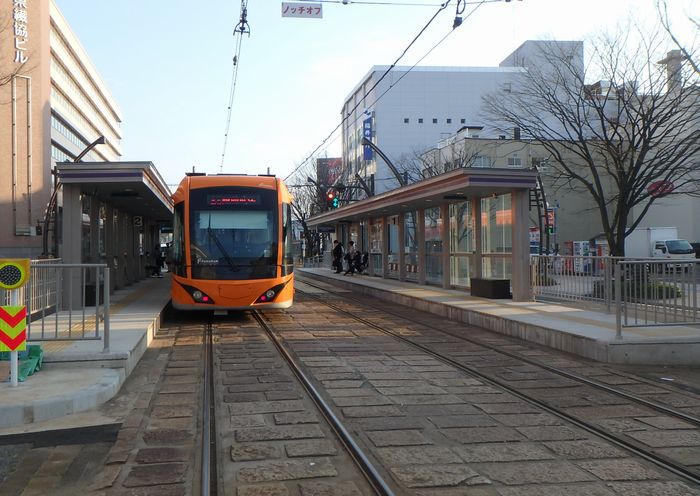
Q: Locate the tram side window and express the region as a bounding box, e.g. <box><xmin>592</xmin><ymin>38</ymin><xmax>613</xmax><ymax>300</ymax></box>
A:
<box><xmin>282</xmin><ymin>203</ymin><xmax>294</xmax><ymax>276</ymax></box>
<box><xmin>172</xmin><ymin>202</ymin><xmax>186</xmax><ymax>277</ymax></box>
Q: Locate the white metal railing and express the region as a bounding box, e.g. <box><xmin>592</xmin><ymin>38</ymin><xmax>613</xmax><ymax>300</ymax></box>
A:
<box><xmin>1</xmin><ymin>261</ymin><xmax>111</xmax><ymax>350</ymax></box>
<box><xmin>531</xmin><ymin>255</ymin><xmax>700</xmax><ymax>337</ymax></box>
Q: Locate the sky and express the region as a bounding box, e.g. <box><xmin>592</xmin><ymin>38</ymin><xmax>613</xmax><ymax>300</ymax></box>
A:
<box><xmin>54</xmin><ymin>0</ymin><xmax>697</xmax><ymax>188</ymax></box>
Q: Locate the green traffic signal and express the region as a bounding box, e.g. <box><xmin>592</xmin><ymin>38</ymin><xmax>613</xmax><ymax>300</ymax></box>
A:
<box><xmin>332</xmin><ymin>197</ymin><xmax>339</xmax><ymax>208</ymax></box>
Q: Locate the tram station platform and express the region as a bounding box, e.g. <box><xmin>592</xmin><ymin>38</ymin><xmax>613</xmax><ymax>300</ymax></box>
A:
<box><xmin>0</xmin><ymin>276</ymin><xmax>170</xmax><ymax>431</ymax></box>
<box><xmin>297</xmin><ymin>267</ymin><xmax>700</xmax><ymax>368</ymax></box>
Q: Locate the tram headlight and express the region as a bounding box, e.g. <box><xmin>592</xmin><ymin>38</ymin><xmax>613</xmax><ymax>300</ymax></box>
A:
<box><xmin>181</xmin><ymin>284</ymin><xmax>214</xmax><ymax>304</ymax></box>
<box><xmin>254</xmin><ymin>283</ymin><xmax>287</xmax><ymax>304</ymax></box>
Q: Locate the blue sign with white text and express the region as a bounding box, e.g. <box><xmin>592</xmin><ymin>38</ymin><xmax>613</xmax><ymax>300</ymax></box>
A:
<box><xmin>362</xmin><ymin>118</ymin><xmax>373</xmax><ymax>161</ymax></box>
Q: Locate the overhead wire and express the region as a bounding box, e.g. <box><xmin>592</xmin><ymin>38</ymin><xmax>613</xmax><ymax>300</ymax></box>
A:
<box><xmin>284</xmin><ymin>0</ymin><xmax>453</xmax><ymax>181</ymax></box>
<box><xmin>220</xmin><ymin>0</ymin><xmax>251</xmax><ymax>172</ymax></box>
<box><xmin>284</xmin><ymin>0</ymin><xmax>489</xmax><ymax>182</ymax></box>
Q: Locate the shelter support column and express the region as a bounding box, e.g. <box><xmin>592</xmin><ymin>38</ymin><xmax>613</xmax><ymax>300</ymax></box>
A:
<box><xmin>398</xmin><ymin>212</ymin><xmax>406</xmax><ymax>281</ymax></box>
<box><xmin>472</xmin><ymin>197</ymin><xmax>482</xmax><ymax>280</ymax></box>
<box><xmin>60</xmin><ymin>183</ymin><xmax>82</xmax><ymax>309</ymax></box>
<box><xmin>441</xmin><ymin>204</ymin><xmax>450</xmax><ymax>289</ymax></box>
<box><xmin>417</xmin><ymin>208</ymin><xmax>426</xmax><ymax>285</ymax></box>
<box><xmin>381</xmin><ymin>215</ymin><xmax>389</xmax><ymax>278</ymax></box>
<box><xmin>511</xmin><ymin>189</ymin><xmax>531</xmax><ymax>301</ymax></box>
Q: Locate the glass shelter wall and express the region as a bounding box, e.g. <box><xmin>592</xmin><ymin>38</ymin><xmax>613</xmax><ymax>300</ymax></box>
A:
<box><xmin>387</xmin><ymin>216</ymin><xmax>399</xmax><ymax>279</ymax></box>
<box><xmin>369</xmin><ymin>218</ymin><xmax>383</xmax><ymax>274</ymax></box>
<box><xmin>449</xmin><ymin>201</ymin><xmax>473</xmax><ymax>287</ymax></box>
<box><xmin>481</xmin><ymin>194</ymin><xmax>512</xmax><ymax>279</ymax></box>
<box><xmin>404</xmin><ymin>211</ymin><xmax>418</xmax><ymax>282</ymax></box>
<box><xmin>424</xmin><ymin>207</ymin><xmax>442</xmax><ymax>285</ymax></box>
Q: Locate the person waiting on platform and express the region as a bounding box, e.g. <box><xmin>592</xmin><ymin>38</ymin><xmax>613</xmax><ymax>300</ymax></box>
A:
<box><xmin>343</xmin><ymin>240</ymin><xmax>357</xmax><ymax>275</ymax></box>
<box><xmin>332</xmin><ymin>240</ymin><xmax>344</xmax><ymax>273</ymax></box>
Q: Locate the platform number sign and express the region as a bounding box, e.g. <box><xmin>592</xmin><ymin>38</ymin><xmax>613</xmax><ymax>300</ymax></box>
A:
<box><xmin>0</xmin><ymin>259</ymin><xmax>30</xmax><ymax>290</ymax></box>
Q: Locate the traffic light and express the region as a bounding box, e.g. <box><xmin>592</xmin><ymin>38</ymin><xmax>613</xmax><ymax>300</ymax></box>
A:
<box><xmin>326</xmin><ymin>190</ymin><xmax>335</xmax><ymax>202</ymax></box>
<box><xmin>546</xmin><ymin>225</ymin><xmax>555</xmax><ymax>235</ymax></box>
<box><xmin>332</xmin><ymin>197</ymin><xmax>339</xmax><ymax>208</ymax></box>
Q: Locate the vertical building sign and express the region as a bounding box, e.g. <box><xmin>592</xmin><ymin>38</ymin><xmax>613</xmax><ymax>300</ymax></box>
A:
<box><xmin>362</xmin><ymin>118</ymin><xmax>373</xmax><ymax>161</ymax></box>
<box><xmin>13</xmin><ymin>0</ymin><xmax>30</xmax><ymax>64</ymax></box>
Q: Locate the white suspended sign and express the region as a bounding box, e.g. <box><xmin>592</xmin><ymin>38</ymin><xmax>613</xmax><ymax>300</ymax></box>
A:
<box><xmin>282</xmin><ymin>2</ymin><xmax>322</xmax><ymax>19</ymax></box>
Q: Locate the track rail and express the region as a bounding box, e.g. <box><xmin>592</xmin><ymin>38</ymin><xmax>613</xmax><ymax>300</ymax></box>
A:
<box><xmin>296</xmin><ymin>280</ymin><xmax>700</xmax><ymax>486</ymax></box>
<box><xmin>251</xmin><ymin>310</ymin><xmax>396</xmax><ymax>496</ymax></box>
<box><xmin>201</xmin><ymin>321</ymin><xmax>217</xmax><ymax>496</ymax></box>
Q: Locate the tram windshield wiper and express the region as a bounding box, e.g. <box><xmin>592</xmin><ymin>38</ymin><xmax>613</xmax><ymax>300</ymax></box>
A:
<box><xmin>206</xmin><ymin>217</ymin><xmax>239</xmax><ymax>272</ymax></box>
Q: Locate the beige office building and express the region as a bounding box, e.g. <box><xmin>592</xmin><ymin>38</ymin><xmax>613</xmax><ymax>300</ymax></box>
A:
<box><xmin>0</xmin><ymin>0</ymin><xmax>122</xmax><ymax>258</ymax></box>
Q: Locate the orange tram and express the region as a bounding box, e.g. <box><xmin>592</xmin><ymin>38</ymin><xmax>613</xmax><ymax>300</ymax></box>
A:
<box><xmin>170</xmin><ymin>173</ymin><xmax>294</xmax><ymax>311</ymax></box>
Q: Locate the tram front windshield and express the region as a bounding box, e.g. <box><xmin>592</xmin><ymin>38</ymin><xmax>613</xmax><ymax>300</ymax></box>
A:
<box><xmin>189</xmin><ymin>187</ymin><xmax>278</xmax><ymax>280</ymax></box>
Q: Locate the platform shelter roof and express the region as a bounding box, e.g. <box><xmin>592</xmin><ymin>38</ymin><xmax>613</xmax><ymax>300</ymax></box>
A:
<box><xmin>306</xmin><ymin>167</ymin><xmax>538</xmax><ymax>226</ymax></box>
<box><xmin>56</xmin><ymin>161</ymin><xmax>174</xmax><ymax>222</ymax></box>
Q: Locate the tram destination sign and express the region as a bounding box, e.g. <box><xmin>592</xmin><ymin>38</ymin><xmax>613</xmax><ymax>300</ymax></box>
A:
<box><xmin>317</xmin><ymin>225</ymin><xmax>335</xmax><ymax>233</ymax></box>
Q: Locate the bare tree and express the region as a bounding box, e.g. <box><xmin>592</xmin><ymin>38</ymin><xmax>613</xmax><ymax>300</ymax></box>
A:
<box><xmin>395</xmin><ymin>139</ymin><xmax>483</xmax><ymax>183</ymax></box>
<box><xmin>483</xmin><ymin>27</ymin><xmax>700</xmax><ymax>256</ymax></box>
<box><xmin>287</xmin><ymin>160</ymin><xmax>329</xmax><ymax>260</ymax></box>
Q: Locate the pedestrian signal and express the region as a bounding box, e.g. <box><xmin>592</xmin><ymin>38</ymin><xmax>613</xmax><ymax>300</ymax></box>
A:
<box><xmin>0</xmin><ymin>259</ymin><xmax>30</xmax><ymax>290</ymax></box>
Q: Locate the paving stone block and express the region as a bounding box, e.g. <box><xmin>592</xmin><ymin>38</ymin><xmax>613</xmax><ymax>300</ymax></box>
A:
<box><xmin>298</xmin><ymin>480</ymin><xmax>364</xmax><ymax>496</ymax></box>
<box><xmin>274</xmin><ymin>411</ymin><xmax>319</xmax><ymax>425</ymax></box>
<box><xmin>543</xmin><ymin>439</ymin><xmax>625</xmax><ymax>459</ymax></box>
<box><xmin>405</xmin><ymin>404</ymin><xmax>480</xmax><ymax>416</ymax></box>
<box><xmin>341</xmin><ymin>406</ymin><xmax>403</xmax><ymax>418</ymax></box>
<box><xmin>122</xmin><ymin>462</ymin><xmax>188</xmax><ymax>487</ymax></box>
<box><xmin>266</xmin><ymin>390</ymin><xmax>303</xmax><ymax>401</ymax></box>
<box><xmin>376</xmin><ymin>446</ymin><xmax>462</xmax><ymax>465</ymax></box>
<box><xmin>626</xmin><ymin>430</ymin><xmax>700</xmax><ymax>448</ymax></box>
<box><xmin>151</xmin><ymin>405</ymin><xmax>195</xmax><ymax>419</ymax></box>
<box><xmin>153</xmin><ymin>393</ymin><xmax>195</xmax><ymax>406</ymax></box>
<box><xmin>474</xmin><ymin>402</ymin><xmax>542</xmax><ymax>415</ymax></box>
<box><xmin>577</xmin><ymin>459</ymin><xmax>663</xmax><ymax>481</ymax></box>
<box><xmin>237</xmin><ymin>483</ymin><xmax>290</xmax><ymax>496</ymax></box>
<box><xmin>517</xmin><ymin>426</ymin><xmax>587</xmax><ymax>441</ymax></box>
<box><xmin>229</xmin><ymin>400</ymin><xmax>305</xmax><ymax>415</ymax></box>
<box><xmin>455</xmin><ymin>443</ymin><xmax>556</xmax><ymax>462</ymax></box>
<box><xmin>285</xmin><ymin>440</ymin><xmax>337</xmax><ymax>457</ymax></box>
<box><xmin>491</xmin><ymin>413</ymin><xmax>562</xmax><ymax>427</ymax></box>
<box><xmin>333</xmin><ymin>396</ymin><xmax>394</xmax><ymax>407</ymax></box>
<box><xmin>237</xmin><ymin>458</ymin><xmax>338</xmax><ymax>483</ymax></box>
<box><xmin>496</xmin><ymin>484</ymin><xmax>614</xmax><ymax>496</ymax></box>
<box><xmin>428</xmin><ymin>415</ymin><xmax>497</xmax><ymax>428</ymax></box>
<box><xmin>135</xmin><ymin>447</ymin><xmax>190</xmax><ymax>464</ymax></box>
<box><xmin>476</xmin><ymin>461</ymin><xmax>596</xmax><ymax>485</ymax></box>
<box><xmin>142</xmin><ymin>429</ymin><xmax>192</xmax><ymax>445</ymax></box>
<box><xmin>605</xmin><ymin>481</ymin><xmax>700</xmax><ymax>496</ymax></box>
<box><xmin>390</xmin><ymin>464</ymin><xmax>487</xmax><ymax>488</ymax></box>
<box><xmin>441</xmin><ymin>427</ymin><xmax>523</xmax><ymax>444</ymax></box>
<box><xmin>235</xmin><ymin>425</ymin><xmax>325</xmax><ymax>442</ymax></box>
<box><xmin>230</xmin><ymin>414</ymin><xmax>267</xmax><ymax>428</ymax></box>
<box><xmin>231</xmin><ymin>444</ymin><xmax>282</xmax><ymax>461</ymax></box>
<box><xmin>352</xmin><ymin>417</ymin><xmax>425</xmax><ymax>431</ymax></box>
<box><xmin>366</xmin><ymin>429</ymin><xmax>433</xmax><ymax>447</ymax></box>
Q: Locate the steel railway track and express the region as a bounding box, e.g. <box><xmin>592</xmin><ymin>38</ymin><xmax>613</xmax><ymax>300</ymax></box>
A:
<box><xmin>294</xmin><ymin>278</ymin><xmax>700</xmax><ymax>486</ymax></box>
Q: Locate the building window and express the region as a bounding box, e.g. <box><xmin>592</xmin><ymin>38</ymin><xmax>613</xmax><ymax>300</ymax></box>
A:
<box><xmin>432</xmin><ymin>118</ymin><xmax>438</xmax><ymax>124</ymax></box>
<box><xmin>507</xmin><ymin>155</ymin><xmax>522</xmax><ymax>167</ymax></box>
<box><xmin>404</xmin><ymin>118</ymin><xmax>409</xmax><ymax>124</ymax></box>
<box><xmin>473</xmin><ymin>156</ymin><xmax>491</xmax><ymax>168</ymax></box>
<box><xmin>503</xmin><ymin>82</ymin><xmax>512</xmax><ymax>93</ymax></box>
<box><xmin>460</xmin><ymin>118</ymin><xmax>466</xmax><ymax>124</ymax></box>
<box><xmin>446</xmin><ymin>118</ymin><xmax>452</xmax><ymax>124</ymax></box>
<box><xmin>418</xmin><ymin>118</ymin><xmax>423</xmax><ymax>124</ymax></box>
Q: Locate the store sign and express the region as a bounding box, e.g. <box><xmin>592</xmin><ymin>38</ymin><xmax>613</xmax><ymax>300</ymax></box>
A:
<box><xmin>282</xmin><ymin>2</ymin><xmax>322</xmax><ymax>18</ymax></box>
<box><xmin>12</xmin><ymin>0</ymin><xmax>30</xmax><ymax>64</ymax></box>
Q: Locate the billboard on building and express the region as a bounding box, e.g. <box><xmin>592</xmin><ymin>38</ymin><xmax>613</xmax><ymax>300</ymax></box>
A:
<box><xmin>316</xmin><ymin>158</ymin><xmax>342</xmax><ymax>188</ymax></box>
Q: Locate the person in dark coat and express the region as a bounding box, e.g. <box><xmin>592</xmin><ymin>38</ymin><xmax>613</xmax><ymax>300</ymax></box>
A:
<box><xmin>332</xmin><ymin>240</ymin><xmax>344</xmax><ymax>273</ymax></box>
